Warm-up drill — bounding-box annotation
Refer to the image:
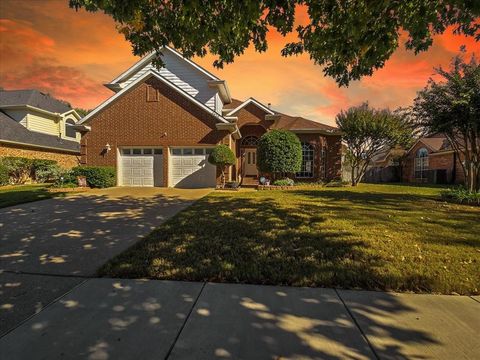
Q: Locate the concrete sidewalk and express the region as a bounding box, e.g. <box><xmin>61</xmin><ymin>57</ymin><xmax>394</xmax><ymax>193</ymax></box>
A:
<box><xmin>1</xmin><ymin>278</ymin><xmax>478</xmax><ymax>360</ymax></box>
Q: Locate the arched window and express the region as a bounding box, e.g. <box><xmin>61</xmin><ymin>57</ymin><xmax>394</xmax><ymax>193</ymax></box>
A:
<box><xmin>65</xmin><ymin>119</ymin><xmax>76</xmax><ymax>138</ymax></box>
<box><xmin>241</xmin><ymin>136</ymin><xmax>258</xmax><ymax>146</ymax></box>
<box><xmin>415</xmin><ymin>147</ymin><xmax>429</xmax><ymax>180</ymax></box>
<box><xmin>296</xmin><ymin>142</ymin><xmax>315</xmax><ymax>178</ymax></box>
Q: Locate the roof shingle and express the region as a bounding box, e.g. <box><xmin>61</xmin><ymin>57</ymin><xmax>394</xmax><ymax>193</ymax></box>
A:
<box><xmin>0</xmin><ymin>89</ymin><xmax>72</xmax><ymax>114</ymax></box>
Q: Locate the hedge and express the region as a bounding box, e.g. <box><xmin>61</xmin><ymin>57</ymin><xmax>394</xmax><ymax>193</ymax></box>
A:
<box><xmin>71</xmin><ymin>166</ymin><xmax>116</xmax><ymax>188</ymax></box>
<box><xmin>0</xmin><ymin>163</ymin><xmax>9</xmax><ymax>186</ymax></box>
<box><xmin>257</xmin><ymin>130</ymin><xmax>302</xmax><ymax>177</ymax></box>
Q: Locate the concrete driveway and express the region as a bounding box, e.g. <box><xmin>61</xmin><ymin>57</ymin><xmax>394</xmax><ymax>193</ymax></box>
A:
<box><xmin>0</xmin><ymin>187</ymin><xmax>210</xmax><ymax>335</ymax></box>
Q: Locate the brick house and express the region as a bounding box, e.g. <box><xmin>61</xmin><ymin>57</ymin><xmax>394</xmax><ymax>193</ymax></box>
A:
<box><xmin>402</xmin><ymin>134</ymin><xmax>465</xmax><ymax>185</ymax></box>
<box><xmin>77</xmin><ymin>47</ymin><xmax>342</xmax><ymax>188</ymax></box>
<box><xmin>0</xmin><ymin>90</ymin><xmax>82</xmax><ymax>168</ymax></box>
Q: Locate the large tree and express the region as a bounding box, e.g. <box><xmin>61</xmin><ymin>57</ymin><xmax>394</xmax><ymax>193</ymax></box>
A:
<box><xmin>69</xmin><ymin>1</ymin><xmax>479</xmax><ymax>85</ymax></box>
<box><xmin>413</xmin><ymin>54</ymin><xmax>480</xmax><ymax>191</ymax></box>
<box><xmin>337</xmin><ymin>103</ymin><xmax>413</xmax><ymax>186</ymax></box>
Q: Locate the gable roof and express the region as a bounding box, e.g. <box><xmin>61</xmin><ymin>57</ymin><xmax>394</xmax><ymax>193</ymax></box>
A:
<box><xmin>0</xmin><ymin>89</ymin><xmax>72</xmax><ymax>114</ymax></box>
<box><xmin>0</xmin><ymin>111</ymin><xmax>79</xmax><ymax>153</ymax></box>
<box><xmin>407</xmin><ymin>134</ymin><xmax>452</xmax><ymax>154</ymax></box>
<box><xmin>79</xmin><ymin>69</ymin><xmax>230</xmax><ymax>125</ymax></box>
<box><xmin>225</xmin><ymin>97</ymin><xmax>275</xmax><ymax>116</ymax></box>
<box><xmin>107</xmin><ymin>46</ymin><xmax>220</xmax><ymax>88</ymax></box>
<box><xmin>225</xmin><ymin>98</ymin><xmax>339</xmax><ymax>133</ymax></box>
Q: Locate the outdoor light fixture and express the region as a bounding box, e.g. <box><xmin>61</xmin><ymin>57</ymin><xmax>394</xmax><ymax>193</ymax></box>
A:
<box><xmin>105</xmin><ymin>143</ymin><xmax>111</xmax><ymax>152</ymax></box>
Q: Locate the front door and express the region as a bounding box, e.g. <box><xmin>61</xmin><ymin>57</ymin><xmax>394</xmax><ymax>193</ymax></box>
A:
<box><xmin>244</xmin><ymin>149</ymin><xmax>258</xmax><ymax>176</ymax></box>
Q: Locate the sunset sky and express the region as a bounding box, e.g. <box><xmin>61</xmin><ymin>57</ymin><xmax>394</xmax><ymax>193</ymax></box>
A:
<box><xmin>0</xmin><ymin>0</ymin><xmax>478</xmax><ymax>126</ymax></box>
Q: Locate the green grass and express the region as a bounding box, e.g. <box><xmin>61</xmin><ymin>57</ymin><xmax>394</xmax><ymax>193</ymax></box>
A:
<box><xmin>99</xmin><ymin>184</ymin><xmax>480</xmax><ymax>295</ymax></box>
<box><xmin>0</xmin><ymin>184</ymin><xmax>64</xmax><ymax>208</ymax></box>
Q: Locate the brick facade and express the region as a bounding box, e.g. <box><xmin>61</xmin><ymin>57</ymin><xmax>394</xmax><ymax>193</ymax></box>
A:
<box><xmin>81</xmin><ymin>76</ymin><xmax>342</xmax><ymax>187</ymax></box>
<box><xmin>402</xmin><ymin>141</ymin><xmax>465</xmax><ymax>184</ymax></box>
<box><xmin>81</xmin><ymin>77</ymin><xmax>229</xmax><ymax>186</ymax></box>
<box><xmin>0</xmin><ymin>143</ymin><xmax>80</xmax><ymax>168</ymax></box>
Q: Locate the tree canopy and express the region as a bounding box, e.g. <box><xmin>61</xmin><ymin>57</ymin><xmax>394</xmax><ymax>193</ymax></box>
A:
<box><xmin>413</xmin><ymin>53</ymin><xmax>480</xmax><ymax>191</ymax></box>
<box><xmin>336</xmin><ymin>103</ymin><xmax>414</xmax><ymax>186</ymax></box>
<box><xmin>69</xmin><ymin>0</ymin><xmax>479</xmax><ymax>85</ymax></box>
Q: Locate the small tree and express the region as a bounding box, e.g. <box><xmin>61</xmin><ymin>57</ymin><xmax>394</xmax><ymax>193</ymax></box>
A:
<box><xmin>208</xmin><ymin>144</ymin><xmax>235</xmax><ymax>188</ymax></box>
<box><xmin>337</xmin><ymin>103</ymin><xmax>413</xmax><ymax>186</ymax></box>
<box><xmin>257</xmin><ymin>130</ymin><xmax>302</xmax><ymax>180</ymax></box>
<box><xmin>413</xmin><ymin>53</ymin><xmax>480</xmax><ymax>191</ymax></box>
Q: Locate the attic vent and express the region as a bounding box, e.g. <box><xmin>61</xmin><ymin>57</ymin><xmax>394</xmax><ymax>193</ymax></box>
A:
<box><xmin>146</xmin><ymin>85</ymin><xmax>160</xmax><ymax>102</ymax></box>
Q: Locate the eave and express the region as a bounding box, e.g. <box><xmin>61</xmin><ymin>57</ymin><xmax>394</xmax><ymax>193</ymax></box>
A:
<box><xmin>208</xmin><ymin>80</ymin><xmax>232</xmax><ymax>104</ymax></box>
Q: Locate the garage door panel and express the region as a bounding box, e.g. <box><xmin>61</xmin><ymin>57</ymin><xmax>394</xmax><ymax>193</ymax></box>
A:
<box><xmin>120</xmin><ymin>152</ymin><xmax>163</xmax><ymax>187</ymax></box>
<box><xmin>170</xmin><ymin>148</ymin><xmax>216</xmax><ymax>188</ymax></box>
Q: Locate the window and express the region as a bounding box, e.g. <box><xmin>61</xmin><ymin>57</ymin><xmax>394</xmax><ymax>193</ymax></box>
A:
<box><xmin>171</xmin><ymin>148</ymin><xmax>182</xmax><ymax>155</ymax></box>
<box><xmin>154</xmin><ymin>148</ymin><xmax>163</xmax><ymax>155</ymax></box>
<box><xmin>132</xmin><ymin>148</ymin><xmax>141</xmax><ymax>155</ymax></box>
<box><xmin>296</xmin><ymin>142</ymin><xmax>315</xmax><ymax>178</ymax></box>
<box><xmin>183</xmin><ymin>148</ymin><xmax>193</xmax><ymax>155</ymax></box>
<box><xmin>194</xmin><ymin>148</ymin><xmax>204</xmax><ymax>155</ymax></box>
<box><xmin>146</xmin><ymin>85</ymin><xmax>160</xmax><ymax>102</ymax></box>
<box><xmin>65</xmin><ymin>119</ymin><xmax>76</xmax><ymax>138</ymax></box>
<box><xmin>143</xmin><ymin>148</ymin><xmax>152</xmax><ymax>155</ymax></box>
<box><xmin>415</xmin><ymin>147</ymin><xmax>429</xmax><ymax>180</ymax></box>
<box><xmin>122</xmin><ymin>148</ymin><xmax>131</xmax><ymax>155</ymax></box>
<box><xmin>205</xmin><ymin>148</ymin><xmax>213</xmax><ymax>155</ymax></box>
<box><xmin>241</xmin><ymin>136</ymin><xmax>258</xmax><ymax>146</ymax></box>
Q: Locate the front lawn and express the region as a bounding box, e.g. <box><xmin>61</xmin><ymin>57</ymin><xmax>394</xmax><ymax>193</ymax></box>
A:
<box><xmin>0</xmin><ymin>184</ymin><xmax>63</xmax><ymax>208</ymax></box>
<box><xmin>100</xmin><ymin>184</ymin><xmax>480</xmax><ymax>295</ymax></box>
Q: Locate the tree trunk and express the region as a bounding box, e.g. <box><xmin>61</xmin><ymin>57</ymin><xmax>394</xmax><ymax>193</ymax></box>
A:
<box><xmin>351</xmin><ymin>166</ymin><xmax>357</xmax><ymax>186</ymax></box>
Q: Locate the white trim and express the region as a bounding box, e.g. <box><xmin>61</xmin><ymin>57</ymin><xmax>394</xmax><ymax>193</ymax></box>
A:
<box><xmin>406</xmin><ymin>138</ymin><xmax>436</xmax><ymax>155</ymax></box>
<box><xmin>106</xmin><ymin>46</ymin><xmax>219</xmax><ymax>88</ymax></box>
<box><xmin>225</xmin><ymin>98</ymin><xmax>275</xmax><ymax>116</ymax></box>
<box><xmin>0</xmin><ymin>104</ymin><xmax>61</xmax><ymax>119</ymax></box>
<box><xmin>79</xmin><ymin>70</ymin><xmax>230</xmax><ymax>125</ymax></box>
<box><xmin>208</xmin><ymin>80</ymin><xmax>232</xmax><ymax>104</ymax></box>
<box><xmin>61</xmin><ymin>109</ymin><xmax>82</xmax><ymax>121</ymax></box>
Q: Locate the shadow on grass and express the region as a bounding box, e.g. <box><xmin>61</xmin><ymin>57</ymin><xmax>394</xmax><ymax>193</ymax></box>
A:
<box><xmin>99</xmin><ymin>194</ymin><xmax>438</xmax><ymax>291</ymax></box>
<box><xmin>0</xmin><ymin>185</ymin><xmax>64</xmax><ymax>209</ymax></box>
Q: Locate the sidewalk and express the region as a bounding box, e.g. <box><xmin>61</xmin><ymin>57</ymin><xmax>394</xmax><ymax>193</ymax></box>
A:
<box><xmin>1</xmin><ymin>278</ymin><xmax>479</xmax><ymax>359</ymax></box>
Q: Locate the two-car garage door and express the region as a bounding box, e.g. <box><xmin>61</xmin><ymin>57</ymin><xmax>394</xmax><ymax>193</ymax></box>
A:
<box><xmin>119</xmin><ymin>147</ymin><xmax>216</xmax><ymax>188</ymax></box>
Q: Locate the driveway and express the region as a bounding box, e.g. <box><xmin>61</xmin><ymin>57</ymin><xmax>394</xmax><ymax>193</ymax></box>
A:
<box><xmin>0</xmin><ymin>187</ymin><xmax>210</xmax><ymax>335</ymax></box>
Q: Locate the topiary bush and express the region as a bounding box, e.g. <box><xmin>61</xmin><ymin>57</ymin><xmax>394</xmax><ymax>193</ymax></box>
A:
<box><xmin>208</xmin><ymin>144</ymin><xmax>236</xmax><ymax>187</ymax></box>
<box><xmin>71</xmin><ymin>166</ymin><xmax>116</xmax><ymax>188</ymax></box>
<box><xmin>0</xmin><ymin>163</ymin><xmax>9</xmax><ymax>186</ymax></box>
<box><xmin>257</xmin><ymin>130</ymin><xmax>302</xmax><ymax>179</ymax></box>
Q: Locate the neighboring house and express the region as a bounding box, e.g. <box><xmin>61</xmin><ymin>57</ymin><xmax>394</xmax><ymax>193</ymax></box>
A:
<box><xmin>364</xmin><ymin>147</ymin><xmax>406</xmax><ymax>183</ymax></box>
<box><xmin>402</xmin><ymin>134</ymin><xmax>465</xmax><ymax>185</ymax></box>
<box><xmin>0</xmin><ymin>90</ymin><xmax>81</xmax><ymax>167</ymax></box>
<box><xmin>77</xmin><ymin>46</ymin><xmax>342</xmax><ymax>188</ymax></box>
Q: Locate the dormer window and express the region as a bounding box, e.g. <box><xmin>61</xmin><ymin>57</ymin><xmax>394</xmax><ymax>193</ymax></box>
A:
<box><xmin>65</xmin><ymin>119</ymin><xmax>76</xmax><ymax>138</ymax></box>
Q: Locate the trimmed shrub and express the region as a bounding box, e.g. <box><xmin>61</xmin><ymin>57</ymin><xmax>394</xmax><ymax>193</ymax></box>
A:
<box><xmin>441</xmin><ymin>187</ymin><xmax>480</xmax><ymax>206</ymax></box>
<box><xmin>273</xmin><ymin>178</ymin><xmax>294</xmax><ymax>186</ymax></box>
<box><xmin>0</xmin><ymin>157</ymin><xmax>33</xmax><ymax>184</ymax></box>
<box><xmin>208</xmin><ymin>144</ymin><xmax>235</xmax><ymax>187</ymax></box>
<box><xmin>257</xmin><ymin>130</ymin><xmax>302</xmax><ymax>179</ymax></box>
<box><xmin>71</xmin><ymin>166</ymin><xmax>116</xmax><ymax>188</ymax></box>
<box><xmin>34</xmin><ymin>163</ymin><xmax>63</xmax><ymax>183</ymax></box>
<box><xmin>0</xmin><ymin>163</ymin><xmax>9</xmax><ymax>186</ymax></box>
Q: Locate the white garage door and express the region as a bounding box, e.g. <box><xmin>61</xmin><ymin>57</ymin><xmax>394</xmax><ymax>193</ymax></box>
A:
<box><xmin>170</xmin><ymin>147</ymin><xmax>216</xmax><ymax>188</ymax></box>
<box><xmin>120</xmin><ymin>148</ymin><xmax>163</xmax><ymax>187</ymax></box>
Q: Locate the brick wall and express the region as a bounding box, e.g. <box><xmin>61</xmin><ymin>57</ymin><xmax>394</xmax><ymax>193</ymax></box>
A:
<box><xmin>0</xmin><ymin>143</ymin><xmax>80</xmax><ymax>168</ymax></box>
<box><xmin>81</xmin><ymin>76</ymin><xmax>229</xmax><ymax>186</ymax></box>
<box><xmin>402</xmin><ymin>141</ymin><xmax>465</xmax><ymax>184</ymax></box>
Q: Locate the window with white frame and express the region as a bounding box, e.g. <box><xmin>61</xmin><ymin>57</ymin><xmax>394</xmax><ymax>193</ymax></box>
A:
<box><xmin>241</xmin><ymin>136</ymin><xmax>258</xmax><ymax>146</ymax></box>
<box><xmin>415</xmin><ymin>147</ymin><xmax>429</xmax><ymax>179</ymax></box>
<box><xmin>296</xmin><ymin>142</ymin><xmax>315</xmax><ymax>178</ymax></box>
<box><xmin>65</xmin><ymin>119</ymin><xmax>76</xmax><ymax>138</ymax></box>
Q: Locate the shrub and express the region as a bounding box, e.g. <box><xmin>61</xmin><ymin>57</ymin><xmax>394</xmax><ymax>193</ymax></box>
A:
<box><xmin>208</xmin><ymin>145</ymin><xmax>235</xmax><ymax>187</ymax></box>
<box><xmin>272</xmin><ymin>178</ymin><xmax>294</xmax><ymax>186</ymax></box>
<box><xmin>71</xmin><ymin>166</ymin><xmax>116</xmax><ymax>188</ymax></box>
<box><xmin>441</xmin><ymin>187</ymin><xmax>480</xmax><ymax>206</ymax></box>
<box><xmin>0</xmin><ymin>157</ymin><xmax>33</xmax><ymax>184</ymax></box>
<box><xmin>0</xmin><ymin>163</ymin><xmax>9</xmax><ymax>185</ymax></box>
<box><xmin>257</xmin><ymin>130</ymin><xmax>302</xmax><ymax>179</ymax></box>
<box><xmin>35</xmin><ymin>164</ymin><xmax>63</xmax><ymax>183</ymax></box>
